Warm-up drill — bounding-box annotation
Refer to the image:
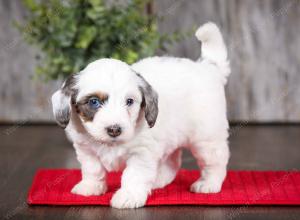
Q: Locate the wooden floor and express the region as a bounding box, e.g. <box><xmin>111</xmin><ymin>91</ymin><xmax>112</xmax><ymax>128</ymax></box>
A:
<box><xmin>0</xmin><ymin>125</ymin><xmax>299</xmax><ymax>220</ymax></box>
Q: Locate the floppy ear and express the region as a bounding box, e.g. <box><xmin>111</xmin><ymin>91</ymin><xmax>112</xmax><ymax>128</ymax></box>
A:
<box><xmin>136</xmin><ymin>73</ymin><xmax>159</xmax><ymax>128</ymax></box>
<box><xmin>51</xmin><ymin>74</ymin><xmax>78</xmax><ymax>128</ymax></box>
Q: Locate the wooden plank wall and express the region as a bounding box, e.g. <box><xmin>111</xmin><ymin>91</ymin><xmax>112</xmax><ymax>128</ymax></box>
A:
<box><xmin>0</xmin><ymin>0</ymin><xmax>299</xmax><ymax>122</ymax></box>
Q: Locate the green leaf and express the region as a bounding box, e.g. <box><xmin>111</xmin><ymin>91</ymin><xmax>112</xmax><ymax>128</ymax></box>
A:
<box><xmin>16</xmin><ymin>0</ymin><xmax>184</xmax><ymax>80</ymax></box>
<box><xmin>23</xmin><ymin>0</ymin><xmax>38</xmax><ymax>11</ymax></box>
<box><xmin>88</xmin><ymin>0</ymin><xmax>103</xmax><ymax>7</ymax></box>
<box><xmin>75</xmin><ymin>26</ymin><xmax>98</xmax><ymax>49</ymax></box>
<box><xmin>125</xmin><ymin>49</ymin><xmax>139</xmax><ymax>64</ymax></box>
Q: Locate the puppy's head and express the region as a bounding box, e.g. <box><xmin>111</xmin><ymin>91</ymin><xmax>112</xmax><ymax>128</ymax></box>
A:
<box><xmin>51</xmin><ymin>59</ymin><xmax>158</xmax><ymax>145</ymax></box>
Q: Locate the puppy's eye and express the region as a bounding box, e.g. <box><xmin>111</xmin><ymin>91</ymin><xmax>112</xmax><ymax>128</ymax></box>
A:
<box><xmin>126</xmin><ymin>98</ymin><xmax>134</xmax><ymax>106</ymax></box>
<box><xmin>88</xmin><ymin>98</ymin><xmax>102</xmax><ymax>109</ymax></box>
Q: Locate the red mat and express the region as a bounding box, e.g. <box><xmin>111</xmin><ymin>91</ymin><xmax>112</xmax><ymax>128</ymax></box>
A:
<box><xmin>27</xmin><ymin>169</ymin><xmax>300</xmax><ymax>206</ymax></box>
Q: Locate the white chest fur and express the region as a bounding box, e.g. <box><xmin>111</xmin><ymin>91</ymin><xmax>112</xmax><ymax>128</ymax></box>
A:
<box><xmin>96</xmin><ymin>146</ymin><xmax>127</xmax><ymax>172</ymax></box>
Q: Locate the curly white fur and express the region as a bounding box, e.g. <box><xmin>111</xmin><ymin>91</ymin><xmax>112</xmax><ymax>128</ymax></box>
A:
<box><xmin>52</xmin><ymin>22</ymin><xmax>230</xmax><ymax>209</ymax></box>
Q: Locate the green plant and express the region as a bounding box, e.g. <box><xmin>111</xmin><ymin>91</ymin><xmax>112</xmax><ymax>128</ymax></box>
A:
<box><xmin>16</xmin><ymin>0</ymin><xmax>175</xmax><ymax>80</ymax></box>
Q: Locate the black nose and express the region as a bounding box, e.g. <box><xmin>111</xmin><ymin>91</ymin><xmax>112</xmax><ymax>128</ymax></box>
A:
<box><xmin>106</xmin><ymin>124</ymin><xmax>122</xmax><ymax>137</ymax></box>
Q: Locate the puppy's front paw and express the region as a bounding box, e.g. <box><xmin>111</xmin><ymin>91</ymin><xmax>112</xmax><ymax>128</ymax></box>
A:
<box><xmin>71</xmin><ymin>180</ymin><xmax>107</xmax><ymax>196</ymax></box>
<box><xmin>110</xmin><ymin>189</ymin><xmax>147</xmax><ymax>209</ymax></box>
<box><xmin>190</xmin><ymin>179</ymin><xmax>222</xmax><ymax>193</ymax></box>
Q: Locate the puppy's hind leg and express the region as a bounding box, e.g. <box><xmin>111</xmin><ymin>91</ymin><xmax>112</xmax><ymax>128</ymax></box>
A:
<box><xmin>153</xmin><ymin>149</ymin><xmax>182</xmax><ymax>189</ymax></box>
<box><xmin>190</xmin><ymin>140</ymin><xmax>229</xmax><ymax>193</ymax></box>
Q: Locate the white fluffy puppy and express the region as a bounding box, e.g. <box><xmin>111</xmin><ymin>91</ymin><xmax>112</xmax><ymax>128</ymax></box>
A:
<box><xmin>51</xmin><ymin>22</ymin><xmax>230</xmax><ymax>209</ymax></box>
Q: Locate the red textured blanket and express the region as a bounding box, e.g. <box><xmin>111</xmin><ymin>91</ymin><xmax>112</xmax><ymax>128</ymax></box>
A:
<box><xmin>27</xmin><ymin>169</ymin><xmax>300</xmax><ymax>206</ymax></box>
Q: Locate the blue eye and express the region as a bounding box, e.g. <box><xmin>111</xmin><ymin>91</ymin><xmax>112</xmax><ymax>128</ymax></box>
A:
<box><xmin>88</xmin><ymin>98</ymin><xmax>102</xmax><ymax>109</ymax></box>
<box><xmin>126</xmin><ymin>98</ymin><xmax>134</xmax><ymax>106</ymax></box>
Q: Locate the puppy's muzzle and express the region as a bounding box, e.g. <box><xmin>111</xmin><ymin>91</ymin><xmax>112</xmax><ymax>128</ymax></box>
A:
<box><xmin>106</xmin><ymin>124</ymin><xmax>122</xmax><ymax>138</ymax></box>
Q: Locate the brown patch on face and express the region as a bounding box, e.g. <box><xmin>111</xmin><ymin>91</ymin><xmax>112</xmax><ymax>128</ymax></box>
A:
<box><xmin>94</xmin><ymin>92</ymin><xmax>109</xmax><ymax>102</ymax></box>
<box><xmin>75</xmin><ymin>92</ymin><xmax>109</xmax><ymax>122</ymax></box>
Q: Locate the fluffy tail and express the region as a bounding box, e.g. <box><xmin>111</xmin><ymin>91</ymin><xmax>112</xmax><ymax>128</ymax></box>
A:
<box><xmin>195</xmin><ymin>22</ymin><xmax>230</xmax><ymax>80</ymax></box>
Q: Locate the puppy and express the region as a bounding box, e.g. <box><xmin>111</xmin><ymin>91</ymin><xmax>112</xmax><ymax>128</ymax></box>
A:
<box><xmin>51</xmin><ymin>22</ymin><xmax>230</xmax><ymax>209</ymax></box>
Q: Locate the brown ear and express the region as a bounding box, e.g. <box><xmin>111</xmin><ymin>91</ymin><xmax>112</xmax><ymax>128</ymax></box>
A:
<box><xmin>135</xmin><ymin>73</ymin><xmax>159</xmax><ymax>128</ymax></box>
<box><xmin>51</xmin><ymin>74</ymin><xmax>78</xmax><ymax>128</ymax></box>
